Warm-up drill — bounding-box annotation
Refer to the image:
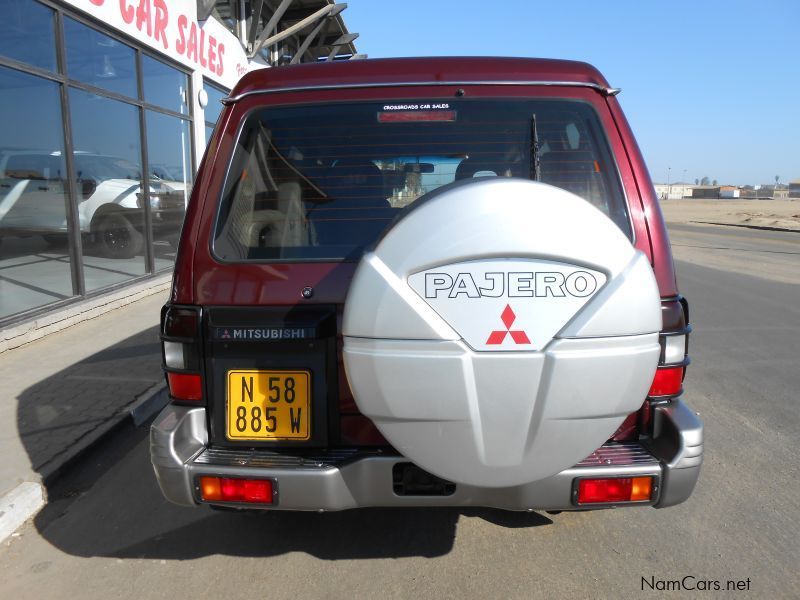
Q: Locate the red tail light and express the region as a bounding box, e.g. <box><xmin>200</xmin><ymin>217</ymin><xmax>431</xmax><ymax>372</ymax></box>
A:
<box><xmin>617</xmin><ymin>298</ymin><xmax>690</xmax><ymax>440</ymax></box>
<box><xmin>167</xmin><ymin>373</ymin><xmax>203</xmax><ymax>402</ymax></box>
<box><xmin>199</xmin><ymin>477</ymin><xmax>274</xmax><ymax>504</ymax></box>
<box><xmin>161</xmin><ymin>305</ymin><xmax>203</xmax><ymax>404</ymax></box>
<box><xmin>648</xmin><ymin>298</ymin><xmax>691</xmax><ymax>400</ymax></box>
<box><xmin>577</xmin><ymin>476</ymin><xmax>654</xmax><ymax>504</ymax></box>
<box><xmin>649</xmin><ymin>366</ymin><xmax>684</xmax><ymax>397</ymax></box>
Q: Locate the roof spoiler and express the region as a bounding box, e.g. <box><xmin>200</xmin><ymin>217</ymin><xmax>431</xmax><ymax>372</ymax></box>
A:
<box><xmin>222</xmin><ymin>81</ymin><xmax>622</xmax><ymax>105</ymax></box>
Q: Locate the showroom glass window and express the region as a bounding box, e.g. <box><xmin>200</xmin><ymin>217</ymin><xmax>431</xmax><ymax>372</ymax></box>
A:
<box><xmin>68</xmin><ymin>87</ymin><xmax>147</xmax><ymax>290</ymax></box>
<box><xmin>65</xmin><ymin>19</ymin><xmax>147</xmax><ymax>291</ymax></box>
<box><xmin>64</xmin><ymin>17</ymin><xmax>137</xmax><ymax>98</ymax></box>
<box><xmin>0</xmin><ymin>69</ymin><xmax>74</xmax><ymax>319</ymax></box>
<box><xmin>143</xmin><ymin>55</ymin><xmax>193</xmax><ymax>266</ymax></box>
<box><xmin>0</xmin><ymin>3</ymin><xmax>75</xmax><ymax>320</ymax></box>
<box><xmin>0</xmin><ymin>0</ymin><xmax>57</xmax><ymax>71</ymax></box>
<box><xmin>0</xmin><ymin>3</ymin><xmax>197</xmax><ymax>324</ymax></box>
<box><xmin>142</xmin><ymin>55</ymin><xmax>189</xmax><ymax>115</ymax></box>
<box><xmin>205</xmin><ymin>83</ymin><xmax>228</xmax><ymax>144</ymax></box>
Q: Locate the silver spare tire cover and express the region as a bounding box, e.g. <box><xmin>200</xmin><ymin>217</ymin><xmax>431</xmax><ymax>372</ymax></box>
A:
<box><xmin>343</xmin><ymin>178</ymin><xmax>661</xmax><ymax>488</ymax></box>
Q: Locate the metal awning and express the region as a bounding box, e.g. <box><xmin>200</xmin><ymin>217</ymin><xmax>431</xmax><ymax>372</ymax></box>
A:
<box><xmin>198</xmin><ymin>0</ymin><xmax>359</xmax><ymax>65</ymax></box>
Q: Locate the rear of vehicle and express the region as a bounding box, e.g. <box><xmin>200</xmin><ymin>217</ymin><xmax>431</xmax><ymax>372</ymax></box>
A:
<box><xmin>151</xmin><ymin>57</ymin><xmax>702</xmax><ymax>511</ymax></box>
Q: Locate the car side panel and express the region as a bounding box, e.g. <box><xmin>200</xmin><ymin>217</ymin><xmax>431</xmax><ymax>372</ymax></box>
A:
<box><xmin>605</xmin><ymin>95</ymin><xmax>678</xmax><ymax>298</ymax></box>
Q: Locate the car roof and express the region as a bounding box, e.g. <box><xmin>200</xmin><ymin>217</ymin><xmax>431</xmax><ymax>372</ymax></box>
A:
<box><xmin>228</xmin><ymin>56</ymin><xmax>614</xmax><ymax>101</ymax></box>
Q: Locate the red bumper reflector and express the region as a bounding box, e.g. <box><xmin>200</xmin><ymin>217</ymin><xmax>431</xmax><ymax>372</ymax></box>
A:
<box><xmin>200</xmin><ymin>477</ymin><xmax>274</xmax><ymax>504</ymax></box>
<box><xmin>167</xmin><ymin>372</ymin><xmax>203</xmax><ymax>401</ymax></box>
<box><xmin>578</xmin><ymin>477</ymin><xmax>653</xmax><ymax>504</ymax></box>
<box><xmin>648</xmin><ymin>366</ymin><xmax>684</xmax><ymax>397</ymax></box>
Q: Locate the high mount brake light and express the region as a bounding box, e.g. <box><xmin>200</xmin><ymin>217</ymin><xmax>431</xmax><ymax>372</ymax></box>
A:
<box><xmin>378</xmin><ymin>110</ymin><xmax>457</xmax><ymax>123</ymax></box>
<box><xmin>161</xmin><ymin>305</ymin><xmax>203</xmax><ymax>403</ymax></box>
<box><xmin>649</xmin><ymin>298</ymin><xmax>691</xmax><ymax>401</ymax></box>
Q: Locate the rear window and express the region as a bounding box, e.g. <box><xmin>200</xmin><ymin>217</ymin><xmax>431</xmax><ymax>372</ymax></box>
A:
<box><xmin>3</xmin><ymin>154</ymin><xmax>63</xmax><ymax>181</ymax></box>
<box><xmin>213</xmin><ymin>99</ymin><xmax>630</xmax><ymax>262</ymax></box>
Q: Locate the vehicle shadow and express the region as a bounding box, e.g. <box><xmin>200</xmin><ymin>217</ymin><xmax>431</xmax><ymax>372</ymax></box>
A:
<box><xmin>18</xmin><ymin>289</ymin><xmax>551</xmax><ymax>562</ymax></box>
<box><xmin>31</xmin><ymin>414</ymin><xmax>551</xmax><ymax>561</ymax></box>
<box><xmin>15</xmin><ymin>328</ymin><xmax>162</xmax><ymax>476</ymax></box>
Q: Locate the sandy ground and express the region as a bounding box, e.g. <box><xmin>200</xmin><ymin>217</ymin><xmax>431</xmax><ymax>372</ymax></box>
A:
<box><xmin>660</xmin><ymin>199</ymin><xmax>800</xmax><ymax>231</ymax></box>
<box><xmin>668</xmin><ymin>224</ymin><xmax>800</xmax><ymax>285</ymax></box>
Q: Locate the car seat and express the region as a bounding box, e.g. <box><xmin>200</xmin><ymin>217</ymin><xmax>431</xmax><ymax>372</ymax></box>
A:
<box><xmin>309</xmin><ymin>158</ymin><xmax>394</xmax><ymax>248</ymax></box>
<box><xmin>538</xmin><ymin>135</ymin><xmax>605</xmax><ymax>210</ymax></box>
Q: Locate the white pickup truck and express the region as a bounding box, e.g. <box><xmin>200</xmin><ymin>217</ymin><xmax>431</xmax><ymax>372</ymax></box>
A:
<box><xmin>0</xmin><ymin>149</ymin><xmax>186</xmax><ymax>258</ymax></box>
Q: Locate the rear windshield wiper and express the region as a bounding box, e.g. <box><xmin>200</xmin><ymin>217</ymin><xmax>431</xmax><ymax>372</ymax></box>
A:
<box><xmin>531</xmin><ymin>114</ymin><xmax>540</xmax><ymax>181</ymax></box>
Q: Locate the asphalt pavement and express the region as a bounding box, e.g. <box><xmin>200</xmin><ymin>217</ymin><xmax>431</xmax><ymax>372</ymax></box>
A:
<box><xmin>0</xmin><ymin>293</ymin><xmax>167</xmax><ymax>497</ymax></box>
<box><xmin>0</xmin><ymin>224</ymin><xmax>798</xmax><ymax>599</ymax></box>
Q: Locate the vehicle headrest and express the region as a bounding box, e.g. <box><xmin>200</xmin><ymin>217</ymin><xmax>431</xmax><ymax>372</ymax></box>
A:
<box><xmin>326</xmin><ymin>158</ymin><xmax>384</xmax><ymax>201</ymax></box>
<box><xmin>455</xmin><ymin>158</ymin><xmax>520</xmax><ymax>180</ymax></box>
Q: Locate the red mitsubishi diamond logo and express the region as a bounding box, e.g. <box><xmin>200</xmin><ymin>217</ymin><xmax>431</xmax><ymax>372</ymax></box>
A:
<box><xmin>486</xmin><ymin>304</ymin><xmax>531</xmax><ymax>345</ymax></box>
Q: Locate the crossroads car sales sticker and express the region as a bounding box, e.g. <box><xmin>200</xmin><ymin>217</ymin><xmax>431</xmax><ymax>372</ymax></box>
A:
<box><xmin>408</xmin><ymin>258</ymin><xmax>607</xmax><ymax>352</ymax></box>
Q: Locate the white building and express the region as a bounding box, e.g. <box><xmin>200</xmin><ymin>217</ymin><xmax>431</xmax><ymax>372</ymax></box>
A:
<box><xmin>654</xmin><ymin>183</ymin><xmax>694</xmax><ymax>200</ymax></box>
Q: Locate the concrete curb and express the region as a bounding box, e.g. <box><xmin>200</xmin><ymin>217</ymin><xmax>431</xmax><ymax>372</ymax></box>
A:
<box><xmin>38</xmin><ymin>382</ymin><xmax>168</xmax><ymax>484</ymax></box>
<box><xmin>688</xmin><ymin>220</ymin><xmax>800</xmax><ymax>233</ymax></box>
<box><xmin>0</xmin><ymin>482</ymin><xmax>44</xmax><ymax>544</ymax></box>
<box><xmin>0</xmin><ymin>382</ymin><xmax>168</xmax><ymax>543</ymax></box>
<box><xmin>130</xmin><ymin>384</ymin><xmax>169</xmax><ymax>427</ymax></box>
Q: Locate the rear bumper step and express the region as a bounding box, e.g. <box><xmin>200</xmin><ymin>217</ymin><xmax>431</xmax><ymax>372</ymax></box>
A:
<box><xmin>150</xmin><ymin>400</ymin><xmax>702</xmax><ymax>511</ymax></box>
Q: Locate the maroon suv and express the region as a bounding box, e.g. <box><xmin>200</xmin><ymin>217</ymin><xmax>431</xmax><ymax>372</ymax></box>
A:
<box><xmin>151</xmin><ymin>57</ymin><xmax>702</xmax><ymax>511</ymax></box>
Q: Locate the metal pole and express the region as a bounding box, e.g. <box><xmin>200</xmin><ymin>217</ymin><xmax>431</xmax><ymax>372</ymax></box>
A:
<box><xmin>667</xmin><ymin>167</ymin><xmax>671</xmax><ymax>199</ymax></box>
<box><xmin>252</xmin><ymin>3</ymin><xmax>342</xmax><ymax>57</ymax></box>
<box><xmin>136</xmin><ymin>49</ymin><xmax>155</xmax><ymax>275</ymax></box>
<box><xmin>54</xmin><ymin>9</ymin><xmax>86</xmax><ymax>297</ymax></box>
<box><xmin>289</xmin><ymin>16</ymin><xmax>328</xmax><ymax>64</ymax></box>
<box><xmin>250</xmin><ymin>0</ymin><xmax>298</xmax><ymax>56</ymax></box>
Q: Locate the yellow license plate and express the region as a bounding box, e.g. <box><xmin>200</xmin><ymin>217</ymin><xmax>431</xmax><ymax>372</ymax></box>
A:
<box><xmin>226</xmin><ymin>370</ymin><xmax>310</xmax><ymax>440</ymax></box>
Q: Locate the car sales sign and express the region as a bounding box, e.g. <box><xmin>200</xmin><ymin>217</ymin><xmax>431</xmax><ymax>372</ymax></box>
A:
<box><xmin>408</xmin><ymin>259</ymin><xmax>607</xmax><ymax>352</ymax></box>
<box><xmin>63</xmin><ymin>0</ymin><xmax>251</xmax><ymax>89</ymax></box>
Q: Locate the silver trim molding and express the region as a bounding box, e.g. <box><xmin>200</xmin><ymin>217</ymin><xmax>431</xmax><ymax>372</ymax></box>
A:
<box><xmin>223</xmin><ymin>80</ymin><xmax>620</xmax><ymax>104</ymax></box>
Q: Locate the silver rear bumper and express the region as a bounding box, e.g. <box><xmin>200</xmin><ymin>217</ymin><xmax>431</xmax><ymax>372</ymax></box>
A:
<box><xmin>150</xmin><ymin>400</ymin><xmax>702</xmax><ymax>511</ymax></box>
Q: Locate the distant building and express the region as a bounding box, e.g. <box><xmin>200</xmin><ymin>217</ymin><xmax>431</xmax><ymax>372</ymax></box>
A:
<box><xmin>685</xmin><ymin>183</ymin><xmax>793</xmax><ymax>200</ymax></box>
<box><xmin>739</xmin><ymin>185</ymin><xmax>758</xmax><ymax>198</ymax></box>
<box><xmin>691</xmin><ymin>186</ymin><xmax>722</xmax><ymax>199</ymax></box>
<box><xmin>654</xmin><ymin>182</ymin><xmax>694</xmax><ymax>199</ymax></box>
<box><xmin>756</xmin><ymin>185</ymin><xmax>790</xmax><ymax>199</ymax></box>
<box><xmin>719</xmin><ymin>186</ymin><xmax>741</xmax><ymax>199</ymax></box>
<box><xmin>691</xmin><ymin>185</ymin><xmax>740</xmax><ymax>199</ymax></box>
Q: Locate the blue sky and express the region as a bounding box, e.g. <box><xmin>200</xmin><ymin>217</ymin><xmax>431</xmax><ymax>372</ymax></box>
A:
<box><xmin>344</xmin><ymin>1</ymin><xmax>799</xmax><ymax>186</ymax></box>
